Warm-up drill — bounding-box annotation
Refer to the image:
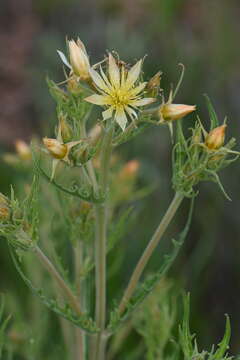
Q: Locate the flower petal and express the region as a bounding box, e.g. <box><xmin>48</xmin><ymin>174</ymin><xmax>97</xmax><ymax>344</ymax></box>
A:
<box><xmin>89</xmin><ymin>68</ymin><xmax>110</xmax><ymax>93</ymax></box>
<box><xmin>100</xmin><ymin>66</ymin><xmax>113</xmax><ymax>90</ymax></box>
<box><xmin>57</xmin><ymin>50</ymin><xmax>72</xmax><ymax>69</ymax></box>
<box><xmin>125</xmin><ymin>106</ymin><xmax>138</xmax><ymax>121</ymax></box>
<box><xmin>131</xmin><ymin>98</ymin><xmax>156</xmax><ymax>107</ymax></box>
<box><xmin>115</xmin><ymin>107</ymin><xmax>128</xmax><ymax>131</ymax></box>
<box><xmin>85</xmin><ymin>94</ymin><xmax>110</xmax><ymax>105</ymax></box>
<box><xmin>102</xmin><ymin>107</ymin><xmax>114</xmax><ymax>120</ymax></box>
<box><xmin>128</xmin><ymin>82</ymin><xmax>147</xmax><ymax>97</ymax></box>
<box><xmin>108</xmin><ymin>53</ymin><xmax>120</xmax><ymax>87</ymax></box>
<box><xmin>125</xmin><ymin>59</ymin><xmax>142</xmax><ymax>88</ymax></box>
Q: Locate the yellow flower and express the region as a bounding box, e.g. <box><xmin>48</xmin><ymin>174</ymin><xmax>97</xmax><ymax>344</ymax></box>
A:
<box><xmin>85</xmin><ymin>54</ymin><xmax>156</xmax><ymax>131</ymax></box>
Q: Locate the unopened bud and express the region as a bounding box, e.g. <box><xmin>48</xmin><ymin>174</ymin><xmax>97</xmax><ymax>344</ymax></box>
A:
<box><xmin>0</xmin><ymin>207</ymin><xmax>10</xmax><ymax>221</ymax></box>
<box><xmin>68</xmin><ymin>39</ymin><xmax>90</xmax><ymax>80</ymax></box>
<box><xmin>120</xmin><ymin>160</ymin><xmax>140</xmax><ymax>179</ymax></box>
<box><xmin>43</xmin><ymin>138</ymin><xmax>67</xmax><ymax>159</ymax></box>
<box><xmin>147</xmin><ymin>71</ymin><xmax>161</xmax><ymax>90</ymax></box>
<box><xmin>0</xmin><ymin>194</ymin><xmax>10</xmax><ymax>221</ymax></box>
<box><xmin>205</xmin><ymin>124</ymin><xmax>226</xmax><ymax>150</ymax></box>
<box><xmin>15</xmin><ymin>140</ymin><xmax>31</xmax><ymax>161</ymax></box>
<box><xmin>159</xmin><ymin>104</ymin><xmax>196</xmax><ymax>122</ymax></box>
<box><xmin>191</xmin><ymin>127</ymin><xmax>202</xmax><ymax>144</ymax></box>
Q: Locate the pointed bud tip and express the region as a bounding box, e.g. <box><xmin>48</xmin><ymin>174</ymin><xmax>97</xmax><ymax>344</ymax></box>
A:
<box><xmin>205</xmin><ymin>124</ymin><xmax>226</xmax><ymax>150</ymax></box>
<box><xmin>43</xmin><ymin>137</ymin><xmax>67</xmax><ymax>159</ymax></box>
<box><xmin>160</xmin><ymin>103</ymin><xmax>196</xmax><ymax>121</ymax></box>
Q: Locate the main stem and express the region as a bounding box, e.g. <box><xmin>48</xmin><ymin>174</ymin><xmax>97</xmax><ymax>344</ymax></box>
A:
<box><xmin>118</xmin><ymin>192</ymin><xmax>184</xmax><ymax>315</ymax></box>
<box><xmin>74</xmin><ymin>241</ymin><xmax>86</xmax><ymax>360</ymax></box>
<box><xmin>94</xmin><ymin>125</ymin><xmax>113</xmax><ymax>359</ymax></box>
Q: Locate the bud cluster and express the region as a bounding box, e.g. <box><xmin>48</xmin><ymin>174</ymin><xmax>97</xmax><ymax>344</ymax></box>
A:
<box><xmin>172</xmin><ymin>114</ymin><xmax>238</xmax><ymax>198</ymax></box>
<box><xmin>0</xmin><ymin>193</ymin><xmax>34</xmax><ymax>251</ymax></box>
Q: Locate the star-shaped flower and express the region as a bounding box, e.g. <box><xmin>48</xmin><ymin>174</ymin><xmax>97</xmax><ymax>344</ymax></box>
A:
<box><xmin>85</xmin><ymin>54</ymin><xmax>156</xmax><ymax>131</ymax></box>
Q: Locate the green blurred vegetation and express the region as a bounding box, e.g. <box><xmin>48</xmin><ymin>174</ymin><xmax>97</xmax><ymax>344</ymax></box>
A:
<box><xmin>1</xmin><ymin>0</ymin><xmax>240</xmax><ymax>358</ymax></box>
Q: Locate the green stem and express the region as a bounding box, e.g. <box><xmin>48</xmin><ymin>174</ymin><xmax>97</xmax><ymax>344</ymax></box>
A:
<box><xmin>34</xmin><ymin>246</ymin><xmax>82</xmax><ymax>317</ymax></box>
<box><xmin>94</xmin><ymin>124</ymin><xmax>114</xmax><ymax>359</ymax></box>
<box><xmin>74</xmin><ymin>241</ymin><xmax>86</xmax><ymax>360</ymax></box>
<box><xmin>118</xmin><ymin>192</ymin><xmax>184</xmax><ymax>315</ymax></box>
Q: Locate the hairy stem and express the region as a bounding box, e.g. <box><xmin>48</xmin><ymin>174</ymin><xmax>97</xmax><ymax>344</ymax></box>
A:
<box><xmin>118</xmin><ymin>192</ymin><xmax>184</xmax><ymax>315</ymax></box>
<box><xmin>34</xmin><ymin>245</ymin><xmax>82</xmax><ymax>317</ymax></box>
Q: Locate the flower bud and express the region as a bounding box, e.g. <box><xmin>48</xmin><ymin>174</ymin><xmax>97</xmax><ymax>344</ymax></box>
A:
<box><xmin>119</xmin><ymin>160</ymin><xmax>140</xmax><ymax>179</ymax></box>
<box><xmin>43</xmin><ymin>138</ymin><xmax>67</xmax><ymax>159</ymax></box>
<box><xmin>205</xmin><ymin>124</ymin><xmax>226</xmax><ymax>150</ymax></box>
<box><xmin>159</xmin><ymin>104</ymin><xmax>196</xmax><ymax>122</ymax></box>
<box><xmin>68</xmin><ymin>39</ymin><xmax>90</xmax><ymax>80</ymax></box>
<box><xmin>0</xmin><ymin>206</ymin><xmax>10</xmax><ymax>221</ymax></box>
<box><xmin>15</xmin><ymin>140</ymin><xmax>31</xmax><ymax>161</ymax></box>
<box><xmin>147</xmin><ymin>71</ymin><xmax>161</xmax><ymax>90</ymax></box>
<box><xmin>0</xmin><ymin>193</ymin><xmax>10</xmax><ymax>221</ymax></box>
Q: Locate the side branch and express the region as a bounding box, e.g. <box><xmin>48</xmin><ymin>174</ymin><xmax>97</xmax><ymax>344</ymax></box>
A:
<box><xmin>118</xmin><ymin>191</ymin><xmax>184</xmax><ymax>315</ymax></box>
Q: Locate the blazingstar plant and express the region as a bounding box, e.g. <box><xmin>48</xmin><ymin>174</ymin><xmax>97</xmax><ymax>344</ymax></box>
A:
<box><xmin>0</xmin><ymin>38</ymin><xmax>239</xmax><ymax>360</ymax></box>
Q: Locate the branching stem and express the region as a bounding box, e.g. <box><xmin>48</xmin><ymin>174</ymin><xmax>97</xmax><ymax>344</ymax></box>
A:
<box><xmin>118</xmin><ymin>191</ymin><xmax>184</xmax><ymax>315</ymax></box>
<box><xmin>34</xmin><ymin>245</ymin><xmax>82</xmax><ymax>317</ymax></box>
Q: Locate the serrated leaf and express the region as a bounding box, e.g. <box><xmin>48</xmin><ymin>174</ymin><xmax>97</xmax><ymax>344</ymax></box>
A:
<box><xmin>9</xmin><ymin>247</ymin><xmax>99</xmax><ymax>333</ymax></box>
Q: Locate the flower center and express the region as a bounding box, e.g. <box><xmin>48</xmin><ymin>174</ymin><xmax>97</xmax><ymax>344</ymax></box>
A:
<box><xmin>110</xmin><ymin>88</ymin><xmax>130</xmax><ymax>107</ymax></box>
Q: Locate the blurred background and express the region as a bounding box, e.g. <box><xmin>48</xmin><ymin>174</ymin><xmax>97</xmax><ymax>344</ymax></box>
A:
<box><xmin>1</xmin><ymin>0</ymin><xmax>240</xmax><ymax>357</ymax></box>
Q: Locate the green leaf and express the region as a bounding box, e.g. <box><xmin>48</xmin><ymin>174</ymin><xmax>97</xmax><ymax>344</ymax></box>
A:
<box><xmin>9</xmin><ymin>247</ymin><xmax>99</xmax><ymax>333</ymax></box>
<box><xmin>211</xmin><ymin>315</ymin><xmax>231</xmax><ymax>359</ymax></box>
<box><xmin>32</xmin><ymin>149</ymin><xmax>104</xmax><ymax>204</ymax></box>
<box><xmin>204</xmin><ymin>95</ymin><xmax>219</xmax><ymax>130</ymax></box>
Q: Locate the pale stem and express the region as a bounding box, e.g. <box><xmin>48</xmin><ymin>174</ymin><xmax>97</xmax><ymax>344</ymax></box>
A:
<box><xmin>118</xmin><ymin>192</ymin><xmax>184</xmax><ymax>315</ymax></box>
<box><xmin>34</xmin><ymin>245</ymin><xmax>82</xmax><ymax>317</ymax></box>
<box><xmin>74</xmin><ymin>241</ymin><xmax>86</xmax><ymax>360</ymax></box>
<box><xmin>94</xmin><ymin>124</ymin><xmax>114</xmax><ymax>359</ymax></box>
